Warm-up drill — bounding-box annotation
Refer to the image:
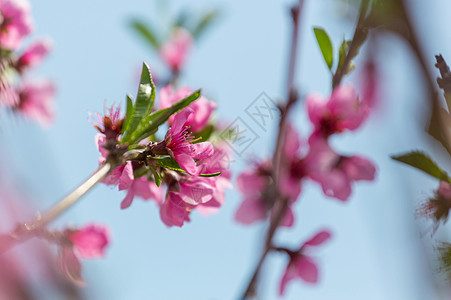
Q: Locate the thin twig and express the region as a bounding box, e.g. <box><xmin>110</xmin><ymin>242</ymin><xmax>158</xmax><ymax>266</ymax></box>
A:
<box><xmin>240</xmin><ymin>1</ymin><xmax>304</xmax><ymax>298</ymax></box>
<box><xmin>0</xmin><ymin>161</ymin><xmax>114</xmax><ymax>254</ymax></box>
<box><xmin>332</xmin><ymin>0</ymin><xmax>369</xmax><ymax>89</ymax></box>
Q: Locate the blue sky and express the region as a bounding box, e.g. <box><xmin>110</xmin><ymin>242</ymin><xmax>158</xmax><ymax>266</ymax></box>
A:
<box><xmin>2</xmin><ymin>0</ymin><xmax>451</xmax><ymax>299</ymax></box>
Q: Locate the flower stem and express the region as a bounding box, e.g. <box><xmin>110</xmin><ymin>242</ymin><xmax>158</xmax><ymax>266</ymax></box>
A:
<box><xmin>0</xmin><ymin>162</ymin><xmax>113</xmax><ymax>254</ymax></box>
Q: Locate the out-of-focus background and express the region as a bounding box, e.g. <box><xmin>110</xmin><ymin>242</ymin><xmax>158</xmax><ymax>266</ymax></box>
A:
<box><xmin>2</xmin><ymin>0</ymin><xmax>451</xmax><ymax>299</ymax></box>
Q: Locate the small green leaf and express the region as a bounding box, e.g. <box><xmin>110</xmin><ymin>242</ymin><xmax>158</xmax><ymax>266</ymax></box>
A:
<box><xmin>122</xmin><ymin>94</ymin><xmax>134</xmax><ymax>134</ymax></box>
<box><xmin>199</xmin><ymin>172</ymin><xmax>221</xmax><ymax>177</ymax></box>
<box><xmin>338</xmin><ymin>39</ymin><xmax>351</xmax><ymax>71</ymax></box>
<box><xmin>192</xmin><ymin>10</ymin><xmax>220</xmax><ymax>39</ymax></box>
<box><xmin>154</xmin><ymin>156</ymin><xmax>185</xmax><ymax>172</ymax></box>
<box><xmin>149</xmin><ymin>164</ymin><xmax>161</xmax><ymax>187</ymax></box>
<box><xmin>313</xmin><ymin>27</ymin><xmax>334</xmax><ymax>70</ymax></box>
<box><xmin>130</xmin><ymin>20</ymin><xmax>160</xmax><ymax>50</ymax></box>
<box><xmin>391</xmin><ymin>151</ymin><xmax>450</xmax><ymax>181</ymax></box>
<box><xmin>126</xmin><ymin>89</ymin><xmax>201</xmax><ymax>144</ymax></box>
<box><xmin>122</xmin><ymin>62</ymin><xmax>156</xmax><ymax>144</ymax></box>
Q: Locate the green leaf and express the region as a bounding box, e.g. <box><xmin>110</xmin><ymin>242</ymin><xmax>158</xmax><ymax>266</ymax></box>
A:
<box><xmin>199</xmin><ymin>172</ymin><xmax>221</xmax><ymax>177</ymax></box>
<box><xmin>130</xmin><ymin>20</ymin><xmax>160</xmax><ymax>50</ymax></box>
<box><xmin>122</xmin><ymin>62</ymin><xmax>156</xmax><ymax>144</ymax></box>
<box><xmin>122</xmin><ymin>94</ymin><xmax>134</xmax><ymax>134</ymax></box>
<box><xmin>149</xmin><ymin>164</ymin><xmax>161</xmax><ymax>187</ymax></box>
<box><xmin>313</xmin><ymin>27</ymin><xmax>334</xmax><ymax>70</ymax></box>
<box><xmin>126</xmin><ymin>89</ymin><xmax>201</xmax><ymax>144</ymax></box>
<box><xmin>192</xmin><ymin>10</ymin><xmax>220</xmax><ymax>39</ymax></box>
<box><xmin>338</xmin><ymin>39</ymin><xmax>351</xmax><ymax>71</ymax></box>
<box><xmin>154</xmin><ymin>156</ymin><xmax>185</xmax><ymax>172</ymax></box>
<box><xmin>391</xmin><ymin>151</ymin><xmax>450</xmax><ymax>181</ymax></box>
<box><xmin>193</xmin><ymin>124</ymin><xmax>214</xmax><ymax>142</ymax></box>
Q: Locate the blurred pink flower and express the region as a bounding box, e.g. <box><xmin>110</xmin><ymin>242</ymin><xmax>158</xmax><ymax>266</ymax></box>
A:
<box><xmin>17</xmin><ymin>80</ymin><xmax>55</xmax><ymax>126</ymax></box>
<box><xmin>58</xmin><ymin>224</ymin><xmax>110</xmax><ymax>286</ymax></box>
<box><xmin>158</xmin><ymin>108</ymin><xmax>214</xmax><ymax>175</ymax></box>
<box><xmin>67</xmin><ymin>224</ymin><xmax>110</xmax><ymax>259</ymax></box>
<box><xmin>16</xmin><ymin>38</ymin><xmax>52</xmax><ymax>71</ymax></box>
<box><xmin>234</xmin><ymin>160</ymin><xmax>294</xmax><ymax>227</ymax></box>
<box><xmin>279</xmin><ymin>230</ymin><xmax>331</xmax><ymax>295</ymax></box>
<box><xmin>0</xmin><ymin>0</ymin><xmax>33</xmax><ymax>50</ymax></box>
<box><xmin>159</xmin><ymin>85</ymin><xmax>216</xmax><ymax>133</ymax></box>
<box><xmin>306</xmin><ymin>136</ymin><xmax>376</xmax><ymax>201</ymax></box>
<box><xmin>306</xmin><ymin>85</ymin><xmax>369</xmax><ymax>138</ymax></box>
<box><xmin>160</xmin><ymin>27</ymin><xmax>193</xmax><ymax>72</ymax></box>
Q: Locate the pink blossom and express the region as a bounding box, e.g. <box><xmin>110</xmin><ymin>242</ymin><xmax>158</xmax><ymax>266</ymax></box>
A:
<box><xmin>157</xmin><ymin>108</ymin><xmax>214</xmax><ymax>175</ymax></box>
<box><xmin>234</xmin><ymin>160</ymin><xmax>294</xmax><ymax>227</ymax></box>
<box><xmin>0</xmin><ymin>0</ymin><xmax>33</xmax><ymax>50</ymax></box>
<box><xmin>95</xmin><ymin>133</ymin><xmax>163</xmax><ymax>209</ymax></box>
<box><xmin>160</xmin><ymin>27</ymin><xmax>193</xmax><ymax>72</ymax></box>
<box><xmin>16</xmin><ymin>38</ymin><xmax>52</xmax><ymax>71</ymax></box>
<box><xmin>159</xmin><ymin>85</ymin><xmax>216</xmax><ymax>133</ymax></box>
<box><xmin>160</xmin><ymin>192</ymin><xmax>193</xmax><ymax>227</ymax></box>
<box><xmin>67</xmin><ymin>224</ymin><xmax>110</xmax><ymax>259</ymax></box>
<box><xmin>17</xmin><ymin>80</ymin><xmax>55</xmax><ymax>126</ymax></box>
<box><xmin>305</xmin><ymin>136</ymin><xmax>376</xmax><ymax>201</ymax></box>
<box><xmin>306</xmin><ymin>85</ymin><xmax>369</xmax><ymax>138</ymax></box>
<box><xmin>279</xmin><ymin>230</ymin><xmax>331</xmax><ymax>295</ymax></box>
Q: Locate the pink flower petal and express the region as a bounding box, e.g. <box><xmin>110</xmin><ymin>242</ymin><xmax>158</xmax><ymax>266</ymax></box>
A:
<box><xmin>174</xmin><ymin>152</ymin><xmax>198</xmax><ymax>175</ymax></box>
<box><xmin>295</xmin><ymin>256</ymin><xmax>319</xmax><ymax>283</ymax></box>
<box><xmin>234</xmin><ymin>195</ymin><xmax>266</xmax><ymax>225</ymax></box>
<box><xmin>303</xmin><ymin>230</ymin><xmax>332</xmax><ymax>247</ymax></box>
<box><xmin>160</xmin><ymin>193</ymin><xmax>191</xmax><ymax>227</ymax></box>
<box><xmin>169</xmin><ymin>108</ymin><xmax>193</xmax><ymax>136</ymax></box>
<box><xmin>57</xmin><ymin>247</ymin><xmax>85</xmax><ymax>287</ymax></box>
<box><xmin>120</xmin><ymin>189</ymin><xmax>135</xmax><ymax>209</ymax></box>
<box><xmin>342</xmin><ymin>155</ymin><xmax>376</xmax><ymax>181</ymax></box>
<box><xmin>69</xmin><ymin>225</ymin><xmax>110</xmax><ymax>259</ymax></box>
<box><xmin>118</xmin><ymin>162</ymin><xmax>134</xmax><ymax>191</ymax></box>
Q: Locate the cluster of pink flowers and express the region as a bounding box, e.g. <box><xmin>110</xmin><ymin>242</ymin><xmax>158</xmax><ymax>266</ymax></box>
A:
<box><xmin>235</xmin><ymin>84</ymin><xmax>376</xmax><ymax>293</ymax></box>
<box><xmin>0</xmin><ymin>0</ymin><xmax>55</xmax><ymax>126</ymax></box>
<box><xmin>95</xmin><ymin>85</ymin><xmax>231</xmax><ymax>227</ymax></box>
